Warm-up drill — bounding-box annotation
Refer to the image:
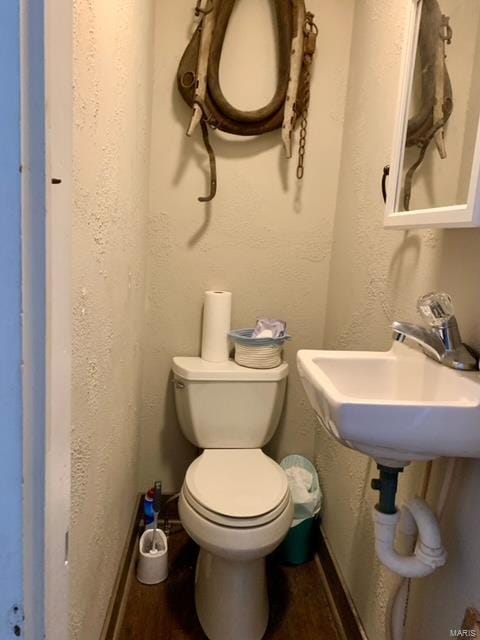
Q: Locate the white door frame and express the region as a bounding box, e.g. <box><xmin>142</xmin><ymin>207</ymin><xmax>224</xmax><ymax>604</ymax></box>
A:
<box><xmin>21</xmin><ymin>1</ymin><xmax>72</xmax><ymax>638</ymax></box>
<box><xmin>44</xmin><ymin>0</ymin><xmax>72</xmax><ymax>637</ymax></box>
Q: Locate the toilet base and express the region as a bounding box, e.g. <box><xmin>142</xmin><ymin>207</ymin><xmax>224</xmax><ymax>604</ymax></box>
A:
<box><xmin>195</xmin><ymin>548</ymin><xmax>269</xmax><ymax>640</ymax></box>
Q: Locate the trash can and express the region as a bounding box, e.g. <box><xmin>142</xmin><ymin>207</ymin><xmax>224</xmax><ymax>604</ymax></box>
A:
<box><xmin>278</xmin><ymin>454</ymin><xmax>322</xmax><ymax>565</ymax></box>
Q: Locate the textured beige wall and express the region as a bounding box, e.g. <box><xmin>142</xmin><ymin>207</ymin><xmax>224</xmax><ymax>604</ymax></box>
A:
<box><xmin>70</xmin><ymin>1</ymin><xmax>155</xmax><ymax>638</ymax></box>
<box><xmin>320</xmin><ymin>2</ymin><xmax>480</xmax><ymax>638</ymax></box>
<box><xmin>139</xmin><ymin>0</ymin><xmax>355</xmax><ymax>493</ymax></box>
<box><xmin>70</xmin><ymin>1</ymin><xmax>480</xmax><ymax>637</ymax></box>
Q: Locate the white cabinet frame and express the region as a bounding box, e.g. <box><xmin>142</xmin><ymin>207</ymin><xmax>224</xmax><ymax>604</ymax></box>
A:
<box><xmin>384</xmin><ymin>0</ymin><xmax>480</xmax><ymax>229</ymax></box>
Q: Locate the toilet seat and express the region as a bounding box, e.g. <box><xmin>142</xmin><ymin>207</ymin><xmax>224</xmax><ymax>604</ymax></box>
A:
<box><xmin>183</xmin><ymin>483</ymin><xmax>291</xmax><ymax>528</ymax></box>
<box><xmin>184</xmin><ymin>449</ymin><xmax>289</xmax><ymax>528</ymax></box>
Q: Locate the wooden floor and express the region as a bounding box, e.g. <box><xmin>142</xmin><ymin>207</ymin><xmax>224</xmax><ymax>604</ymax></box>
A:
<box><xmin>118</xmin><ymin>529</ymin><xmax>342</xmax><ymax>640</ymax></box>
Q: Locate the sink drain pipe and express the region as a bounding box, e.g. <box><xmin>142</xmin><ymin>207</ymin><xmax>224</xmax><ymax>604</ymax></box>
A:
<box><xmin>371</xmin><ymin>465</ymin><xmax>401</xmax><ymax>515</ymax></box>
<box><xmin>371</xmin><ymin>464</ymin><xmax>447</xmax><ymax>638</ymax></box>
<box><xmin>371</xmin><ymin>465</ymin><xmax>446</xmax><ymax>577</ymax></box>
<box><xmin>373</xmin><ymin>497</ymin><xmax>446</xmax><ymax>578</ymax></box>
<box><xmin>385</xmin><ymin>459</ymin><xmax>456</xmax><ymax>640</ymax></box>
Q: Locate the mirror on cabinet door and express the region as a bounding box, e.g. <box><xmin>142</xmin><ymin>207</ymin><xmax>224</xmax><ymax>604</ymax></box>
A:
<box><xmin>384</xmin><ymin>0</ymin><xmax>480</xmax><ymax>229</ymax></box>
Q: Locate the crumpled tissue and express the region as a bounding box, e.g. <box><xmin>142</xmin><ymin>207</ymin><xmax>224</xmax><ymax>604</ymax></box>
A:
<box><xmin>285</xmin><ymin>465</ymin><xmax>322</xmax><ymax>525</ymax></box>
<box><xmin>252</xmin><ymin>317</ymin><xmax>287</xmax><ymax>339</ymax></box>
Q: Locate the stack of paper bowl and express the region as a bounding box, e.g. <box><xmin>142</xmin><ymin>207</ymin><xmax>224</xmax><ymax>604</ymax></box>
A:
<box><xmin>228</xmin><ymin>328</ymin><xmax>291</xmax><ymax>369</ymax></box>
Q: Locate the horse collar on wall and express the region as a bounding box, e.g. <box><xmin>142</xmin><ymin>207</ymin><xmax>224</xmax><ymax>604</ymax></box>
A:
<box><xmin>177</xmin><ymin>0</ymin><xmax>318</xmax><ymax>202</ymax></box>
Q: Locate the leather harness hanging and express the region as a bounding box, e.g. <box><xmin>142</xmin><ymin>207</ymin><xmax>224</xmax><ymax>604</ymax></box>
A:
<box><xmin>177</xmin><ymin>0</ymin><xmax>317</xmax><ymax>202</ymax></box>
<box><xmin>403</xmin><ymin>0</ymin><xmax>453</xmax><ymax>210</ymax></box>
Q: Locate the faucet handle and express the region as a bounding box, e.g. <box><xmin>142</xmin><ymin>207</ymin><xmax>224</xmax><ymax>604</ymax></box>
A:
<box><xmin>417</xmin><ymin>291</ymin><xmax>455</xmax><ymax>327</ymax></box>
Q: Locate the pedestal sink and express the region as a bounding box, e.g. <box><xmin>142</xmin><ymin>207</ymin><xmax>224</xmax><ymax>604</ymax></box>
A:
<box><xmin>297</xmin><ymin>341</ymin><xmax>480</xmax><ymax>466</ymax></box>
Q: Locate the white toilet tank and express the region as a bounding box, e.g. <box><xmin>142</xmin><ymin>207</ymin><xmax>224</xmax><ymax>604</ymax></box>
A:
<box><xmin>172</xmin><ymin>357</ymin><xmax>288</xmax><ymax>448</ymax></box>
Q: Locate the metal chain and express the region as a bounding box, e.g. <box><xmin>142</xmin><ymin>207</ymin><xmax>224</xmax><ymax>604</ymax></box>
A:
<box><xmin>296</xmin><ymin>66</ymin><xmax>311</xmax><ymax>180</ymax></box>
<box><xmin>297</xmin><ymin>13</ymin><xmax>318</xmax><ymax>180</ymax></box>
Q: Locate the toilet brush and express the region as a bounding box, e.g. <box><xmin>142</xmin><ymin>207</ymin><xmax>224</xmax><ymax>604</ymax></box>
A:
<box><xmin>137</xmin><ymin>480</ymin><xmax>168</xmax><ymax>584</ymax></box>
<box><xmin>151</xmin><ymin>480</ymin><xmax>162</xmax><ymax>552</ymax></box>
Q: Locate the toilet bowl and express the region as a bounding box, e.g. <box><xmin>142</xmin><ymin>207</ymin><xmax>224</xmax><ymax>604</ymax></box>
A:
<box><xmin>172</xmin><ymin>356</ymin><xmax>291</xmax><ymax>640</ymax></box>
<box><xmin>179</xmin><ymin>449</ymin><xmax>293</xmax><ymax>640</ymax></box>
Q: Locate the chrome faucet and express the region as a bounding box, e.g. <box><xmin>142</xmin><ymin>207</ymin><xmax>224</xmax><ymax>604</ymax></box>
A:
<box><xmin>392</xmin><ymin>292</ymin><xmax>478</xmax><ymax>371</ymax></box>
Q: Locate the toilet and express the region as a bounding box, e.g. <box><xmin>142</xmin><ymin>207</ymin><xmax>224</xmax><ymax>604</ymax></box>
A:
<box><xmin>172</xmin><ymin>356</ymin><xmax>293</xmax><ymax>640</ymax></box>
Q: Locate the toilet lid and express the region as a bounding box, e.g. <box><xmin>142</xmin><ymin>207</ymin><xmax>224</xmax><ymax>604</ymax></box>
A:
<box><xmin>185</xmin><ymin>449</ymin><xmax>289</xmax><ymax>520</ymax></box>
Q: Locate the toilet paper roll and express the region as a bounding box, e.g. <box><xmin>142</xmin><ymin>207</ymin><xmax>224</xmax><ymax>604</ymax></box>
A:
<box><xmin>201</xmin><ymin>290</ymin><xmax>232</xmax><ymax>362</ymax></box>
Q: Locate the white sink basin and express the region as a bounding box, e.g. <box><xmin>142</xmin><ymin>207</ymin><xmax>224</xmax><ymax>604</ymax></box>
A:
<box><xmin>297</xmin><ymin>342</ymin><xmax>480</xmax><ymax>464</ymax></box>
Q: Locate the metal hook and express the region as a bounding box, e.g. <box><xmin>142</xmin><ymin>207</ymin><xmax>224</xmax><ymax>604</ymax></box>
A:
<box><xmin>381</xmin><ymin>165</ymin><xmax>390</xmax><ymax>203</ymax></box>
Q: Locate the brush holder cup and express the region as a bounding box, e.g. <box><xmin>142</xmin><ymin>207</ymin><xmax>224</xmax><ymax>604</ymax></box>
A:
<box><xmin>136</xmin><ymin>528</ymin><xmax>168</xmax><ymax>585</ymax></box>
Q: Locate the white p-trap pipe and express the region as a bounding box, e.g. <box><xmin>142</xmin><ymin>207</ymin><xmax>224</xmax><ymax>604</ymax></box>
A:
<box><xmin>373</xmin><ymin>497</ymin><xmax>447</xmax><ymax>579</ymax></box>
